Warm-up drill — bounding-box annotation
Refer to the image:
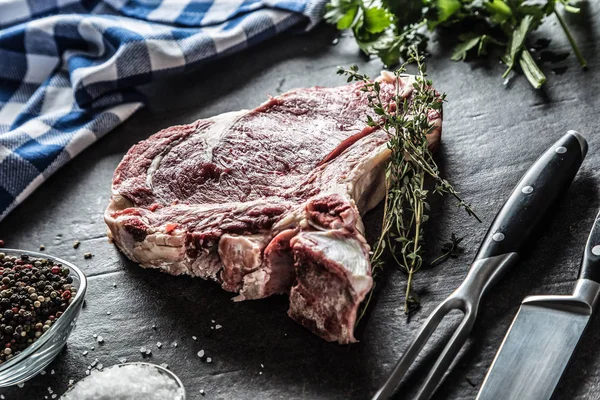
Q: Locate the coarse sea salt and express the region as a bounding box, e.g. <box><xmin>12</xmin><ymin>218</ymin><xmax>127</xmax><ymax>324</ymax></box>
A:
<box><xmin>62</xmin><ymin>364</ymin><xmax>184</xmax><ymax>400</ymax></box>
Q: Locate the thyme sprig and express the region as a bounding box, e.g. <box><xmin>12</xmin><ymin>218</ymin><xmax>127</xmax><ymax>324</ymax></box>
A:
<box><xmin>430</xmin><ymin>233</ymin><xmax>465</xmax><ymax>268</ymax></box>
<box><xmin>340</xmin><ymin>48</ymin><xmax>479</xmax><ymax>315</ymax></box>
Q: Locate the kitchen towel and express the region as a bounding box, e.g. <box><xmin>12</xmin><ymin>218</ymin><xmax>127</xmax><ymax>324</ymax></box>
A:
<box><xmin>0</xmin><ymin>0</ymin><xmax>326</xmax><ymax>221</ymax></box>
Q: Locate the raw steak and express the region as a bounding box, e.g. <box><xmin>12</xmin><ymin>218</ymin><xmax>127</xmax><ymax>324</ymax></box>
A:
<box><xmin>104</xmin><ymin>72</ymin><xmax>441</xmax><ymax>344</ymax></box>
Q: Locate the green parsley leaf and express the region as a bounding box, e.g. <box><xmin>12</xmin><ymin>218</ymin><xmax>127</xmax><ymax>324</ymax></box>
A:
<box><xmin>324</xmin><ymin>0</ymin><xmax>361</xmax><ymax>30</ymax></box>
<box><xmin>326</xmin><ymin>0</ymin><xmax>586</xmax><ymax>89</ymax></box>
<box><xmin>485</xmin><ymin>0</ymin><xmax>512</xmax><ymax>24</ymax></box>
<box><xmin>436</xmin><ymin>0</ymin><xmax>461</xmax><ymax>23</ymax></box>
<box><xmin>363</xmin><ymin>7</ymin><xmax>393</xmax><ymax>34</ymax></box>
<box><xmin>451</xmin><ymin>34</ymin><xmax>481</xmax><ymax>61</ymax></box>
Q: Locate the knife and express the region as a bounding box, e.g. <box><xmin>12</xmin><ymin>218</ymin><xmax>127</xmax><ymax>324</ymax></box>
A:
<box><xmin>477</xmin><ymin>207</ymin><xmax>600</xmax><ymax>400</ymax></box>
<box><xmin>373</xmin><ymin>130</ymin><xmax>588</xmax><ymax>400</ymax></box>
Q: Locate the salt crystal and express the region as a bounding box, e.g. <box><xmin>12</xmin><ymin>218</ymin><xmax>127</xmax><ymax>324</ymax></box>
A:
<box><xmin>210</xmin><ymin>326</ymin><xmax>214</xmax><ymax>330</ymax></box>
<box><xmin>200</xmin><ymin>389</ymin><xmax>205</xmax><ymax>395</ymax></box>
<box><xmin>215</xmin><ymin>324</ymin><xmax>222</xmax><ymax>329</ymax></box>
<box><xmin>41</xmin><ymin>370</ymin><xmax>46</xmax><ymax>375</ymax></box>
<box><xmin>118</xmin><ymin>357</ymin><xmax>127</xmax><ymax>364</ymax></box>
<box><xmin>160</xmin><ymin>364</ymin><xmax>169</xmax><ymax>369</ymax></box>
<box><xmin>90</xmin><ymin>346</ymin><xmax>95</xmax><ymax>350</ymax></box>
<box><xmin>259</xmin><ymin>371</ymin><xmax>263</xmax><ymax>375</ymax></box>
<box><xmin>82</xmin><ymin>351</ymin><xmax>88</xmax><ymax>356</ymax></box>
<box><xmin>69</xmin><ymin>379</ymin><xmax>75</xmax><ymax>385</ymax></box>
<box><xmin>106</xmin><ymin>311</ymin><xmax>111</xmax><ymax>315</ymax></box>
<box><xmin>113</xmin><ymin>283</ymin><xmax>117</xmax><ymax>288</ymax></box>
<box><xmin>156</xmin><ymin>342</ymin><xmax>162</xmax><ymax>349</ymax></box>
<box><xmin>62</xmin><ymin>363</ymin><xmax>185</xmax><ymax>400</ymax></box>
<box><xmin>211</xmin><ymin>320</ymin><xmax>215</xmax><ymax>323</ymax></box>
<box><xmin>50</xmin><ymin>369</ymin><xmax>55</xmax><ymax>375</ymax></box>
<box><xmin>197</xmin><ymin>350</ymin><xmax>204</xmax><ymax>358</ymax></box>
<box><xmin>48</xmin><ymin>387</ymin><xmax>53</xmax><ymax>393</ymax></box>
<box><xmin>145</xmin><ymin>349</ymin><xmax>152</xmax><ymax>356</ymax></box>
<box><xmin>97</xmin><ymin>364</ymin><xmax>104</xmax><ymax>371</ymax></box>
<box><xmin>17</xmin><ymin>382</ymin><xmax>24</xmax><ymax>388</ymax></box>
<box><xmin>91</xmin><ymin>359</ymin><xmax>98</xmax><ymax>367</ymax></box>
<box><xmin>206</xmin><ymin>357</ymin><xmax>212</xmax><ymax>363</ymax></box>
<box><xmin>85</xmin><ymin>370</ymin><xmax>91</xmax><ymax>376</ymax></box>
<box><xmin>261</xmin><ymin>364</ymin><xmax>264</xmax><ymax>368</ymax></box>
<box><xmin>172</xmin><ymin>342</ymin><xmax>178</xmax><ymax>348</ymax></box>
<box><xmin>93</xmin><ymin>334</ymin><xmax>98</xmax><ymax>339</ymax></box>
<box><xmin>152</xmin><ymin>324</ymin><xmax>157</xmax><ymax>330</ymax></box>
<box><xmin>192</xmin><ymin>336</ymin><xmax>197</xmax><ymax>341</ymax></box>
<box><xmin>52</xmin><ymin>394</ymin><xmax>57</xmax><ymax>399</ymax></box>
<box><xmin>140</xmin><ymin>346</ymin><xmax>147</xmax><ymax>354</ymax></box>
<box><xmin>97</xmin><ymin>336</ymin><xmax>104</xmax><ymax>344</ymax></box>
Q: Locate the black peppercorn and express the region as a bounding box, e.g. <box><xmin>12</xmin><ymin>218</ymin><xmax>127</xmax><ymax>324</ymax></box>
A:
<box><xmin>0</xmin><ymin>254</ymin><xmax>76</xmax><ymax>363</ymax></box>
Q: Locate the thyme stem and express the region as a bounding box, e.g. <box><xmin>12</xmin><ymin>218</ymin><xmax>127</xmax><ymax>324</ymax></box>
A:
<box><xmin>340</xmin><ymin>47</ymin><xmax>479</xmax><ymax>317</ymax></box>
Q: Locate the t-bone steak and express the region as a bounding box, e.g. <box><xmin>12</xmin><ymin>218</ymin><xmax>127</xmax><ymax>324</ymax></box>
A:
<box><xmin>104</xmin><ymin>72</ymin><xmax>441</xmax><ymax>344</ymax></box>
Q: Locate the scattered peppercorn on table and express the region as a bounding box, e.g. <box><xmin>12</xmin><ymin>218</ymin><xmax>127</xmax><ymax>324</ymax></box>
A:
<box><xmin>1</xmin><ymin>8</ymin><xmax>600</xmax><ymax>399</ymax></box>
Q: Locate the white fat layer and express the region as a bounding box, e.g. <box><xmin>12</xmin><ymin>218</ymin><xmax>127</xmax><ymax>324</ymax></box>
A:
<box><xmin>300</xmin><ymin>231</ymin><xmax>369</xmax><ymax>278</ymax></box>
<box><xmin>218</xmin><ymin>233</ymin><xmax>268</xmax><ymax>272</ymax></box>
<box><xmin>349</xmin><ymin>143</ymin><xmax>390</xmax><ymax>214</ymax></box>
<box><xmin>377</xmin><ymin>72</ymin><xmax>416</xmax><ymax>98</ymax></box>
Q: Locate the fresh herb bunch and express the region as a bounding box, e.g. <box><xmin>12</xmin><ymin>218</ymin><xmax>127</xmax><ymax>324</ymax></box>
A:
<box><xmin>325</xmin><ymin>0</ymin><xmax>585</xmax><ymax>88</ymax></box>
<box><xmin>341</xmin><ymin>48</ymin><xmax>479</xmax><ymax>316</ymax></box>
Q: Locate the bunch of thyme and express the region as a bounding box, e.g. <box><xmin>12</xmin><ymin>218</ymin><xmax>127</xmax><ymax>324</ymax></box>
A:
<box><xmin>339</xmin><ymin>47</ymin><xmax>479</xmax><ymax>316</ymax></box>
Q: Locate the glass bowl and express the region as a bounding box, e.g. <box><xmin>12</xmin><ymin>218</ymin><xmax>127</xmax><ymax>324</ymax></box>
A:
<box><xmin>0</xmin><ymin>249</ymin><xmax>87</xmax><ymax>387</ymax></box>
<box><xmin>61</xmin><ymin>362</ymin><xmax>186</xmax><ymax>399</ymax></box>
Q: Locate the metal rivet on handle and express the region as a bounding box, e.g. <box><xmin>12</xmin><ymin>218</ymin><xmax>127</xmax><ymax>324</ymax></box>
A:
<box><xmin>521</xmin><ymin>186</ymin><xmax>534</xmax><ymax>194</ymax></box>
<box><xmin>592</xmin><ymin>245</ymin><xmax>600</xmax><ymax>256</ymax></box>
<box><xmin>492</xmin><ymin>233</ymin><xmax>505</xmax><ymax>242</ymax></box>
<box><xmin>555</xmin><ymin>146</ymin><xmax>567</xmax><ymax>154</ymax></box>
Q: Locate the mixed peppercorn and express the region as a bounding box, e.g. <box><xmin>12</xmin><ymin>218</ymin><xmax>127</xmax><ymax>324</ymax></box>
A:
<box><xmin>0</xmin><ymin>253</ymin><xmax>76</xmax><ymax>364</ymax></box>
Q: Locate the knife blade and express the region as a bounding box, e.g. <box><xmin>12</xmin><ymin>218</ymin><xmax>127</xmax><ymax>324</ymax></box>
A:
<box><xmin>477</xmin><ymin>209</ymin><xmax>600</xmax><ymax>400</ymax></box>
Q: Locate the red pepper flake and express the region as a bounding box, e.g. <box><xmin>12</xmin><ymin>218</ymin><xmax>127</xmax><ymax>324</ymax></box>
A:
<box><xmin>0</xmin><ymin>240</ymin><xmax>4</xmax><ymax>247</ymax></box>
<box><xmin>51</xmin><ymin>266</ymin><xmax>61</xmax><ymax>274</ymax></box>
<box><xmin>62</xmin><ymin>291</ymin><xmax>71</xmax><ymax>300</ymax></box>
<box><xmin>49</xmin><ymin>315</ymin><xmax>55</xmax><ymax>321</ymax></box>
<box><xmin>165</xmin><ymin>223</ymin><xmax>178</xmax><ymax>234</ymax></box>
<box><xmin>148</xmin><ymin>204</ymin><xmax>161</xmax><ymax>212</ymax></box>
<box><xmin>11</xmin><ymin>307</ymin><xmax>18</xmax><ymax>314</ymax></box>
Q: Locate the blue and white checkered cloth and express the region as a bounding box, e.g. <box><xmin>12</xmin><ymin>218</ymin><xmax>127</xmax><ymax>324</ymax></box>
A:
<box><xmin>0</xmin><ymin>0</ymin><xmax>326</xmax><ymax>221</ymax></box>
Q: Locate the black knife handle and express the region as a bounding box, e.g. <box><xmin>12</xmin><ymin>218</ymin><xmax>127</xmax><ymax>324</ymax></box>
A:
<box><xmin>474</xmin><ymin>131</ymin><xmax>587</xmax><ymax>262</ymax></box>
<box><xmin>579</xmin><ymin>210</ymin><xmax>600</xmax><ymax>282</ymax></box>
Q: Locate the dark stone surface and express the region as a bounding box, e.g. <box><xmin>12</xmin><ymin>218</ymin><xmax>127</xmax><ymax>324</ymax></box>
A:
<box><xmin>1</xmin><ymin>5</ymin><xmax>599</xmax><ymax>400</ymax></box>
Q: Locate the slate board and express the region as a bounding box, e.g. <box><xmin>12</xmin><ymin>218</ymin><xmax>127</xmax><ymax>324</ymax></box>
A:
<box><xmin>1</xmin><ymin>4</ymin><xmax>600</xmax><ymax>400</ymax></box>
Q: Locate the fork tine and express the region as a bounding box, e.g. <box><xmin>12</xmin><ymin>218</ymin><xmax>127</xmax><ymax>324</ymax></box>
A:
<box><xmin>372</xmin><ymin>297</ymin><xmax>462</xmax><ymax>400</ymax></box>
<box><xmin>414</xmin><ymin>312</ymin><xmax>476</xmax><ymax>400</ymax></box>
